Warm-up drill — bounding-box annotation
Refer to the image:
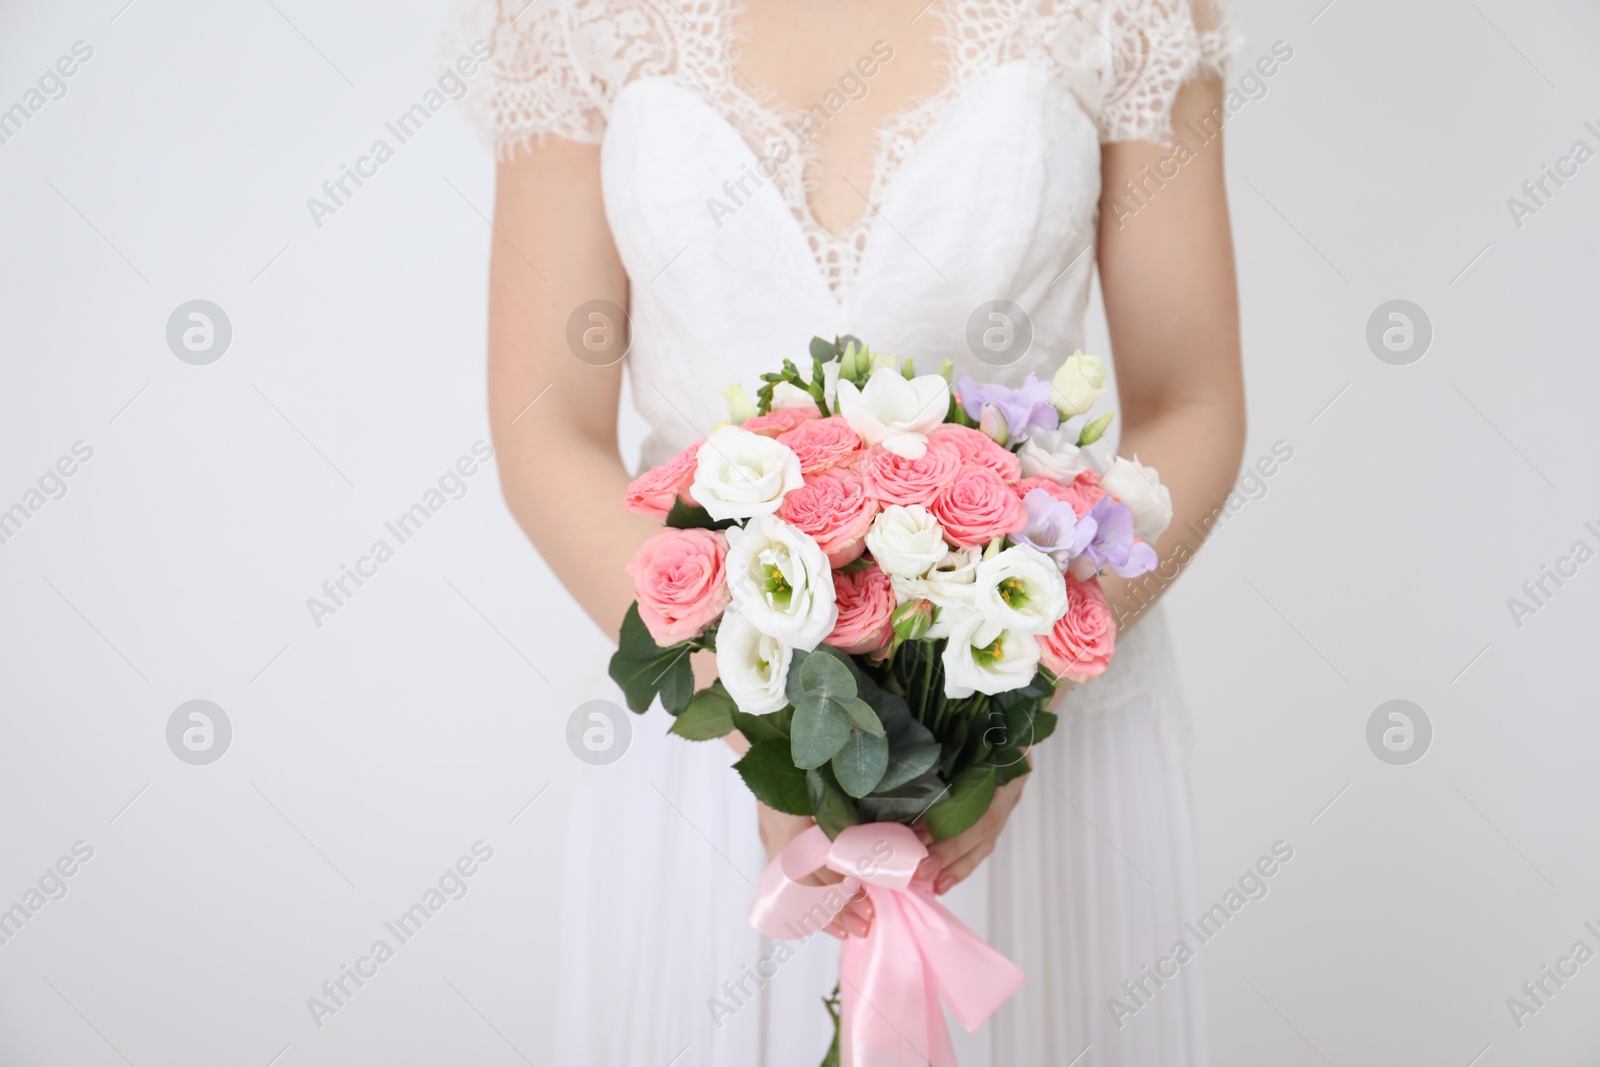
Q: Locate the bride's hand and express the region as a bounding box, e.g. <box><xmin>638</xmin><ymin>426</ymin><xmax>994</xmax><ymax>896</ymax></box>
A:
<box><xmin>756</xmin><ymin>803</ymin><xmax>876</xmax><ymax>940</ymax></box>
<box><xmin>922</xmin><ymin>769</ymin><xmax>1029</xmax><ymax>896</ymax></box>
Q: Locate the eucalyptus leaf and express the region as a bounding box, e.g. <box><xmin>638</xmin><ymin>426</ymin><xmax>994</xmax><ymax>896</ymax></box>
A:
<box><xmin>842</xmin><ymin>698</ymin><xmax>884</xmax><ymax>737</ymax></box>
<box><xmin>799</xmin><ymin>652</ymin><xmax>857</xmax><ymax>703</ymax></box>
<box><xmin>831</xmin><ymin>730</ymin><xmax>889</xmax><ymax>797</ymax></box>
<box><xmin>791</xmin><ymin>693</ymin><xmax>850</xmax><ymax>769</ymax></box>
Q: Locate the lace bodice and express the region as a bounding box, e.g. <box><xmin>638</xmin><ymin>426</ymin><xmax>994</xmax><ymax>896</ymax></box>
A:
<box><xmin>450</xmin><ymin>0</ymin><xmax>1243</xmax><ymax>293</ymax></box>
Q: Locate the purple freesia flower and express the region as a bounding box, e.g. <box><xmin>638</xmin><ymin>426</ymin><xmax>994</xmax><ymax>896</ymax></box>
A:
<box><xmin>1070</xmin><ymin>496</ymin><xmax>1158</xmax><ymax>579</ymax></box>
<box><xmin>956</xmin><ymin>373</ymin><xmax>1059</xmax><ymax>443</ymax></box>
<box><xmin>1015</xmin><ymin>488</ymin><xmax>1092</xmax><ymax>566</ymax></box>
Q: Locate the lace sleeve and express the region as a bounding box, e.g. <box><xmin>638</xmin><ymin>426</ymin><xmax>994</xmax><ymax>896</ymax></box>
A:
<box><xmin>1098</xmin><ymin>0</ymin><xmax>1245</xmax><ymax>144</ymax></box>
<box><xmin>445</xmin><ymin>0</ymin><xmax>607</xmax><ymax>157</ymax></box>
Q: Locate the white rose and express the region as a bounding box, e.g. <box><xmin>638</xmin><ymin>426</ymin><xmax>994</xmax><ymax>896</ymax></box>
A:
<box><xmin>715</xmin><ymin>610</ymin><xmax>791</xmax><ymax>714</ymax></box>
<box><xmin>1100</xmin><ymin>455</ymin><xmax>1172</xmax><ymax>541</ymax></box>
<box><xmin>691</xmin><ymin>426</ymin><xmax>803</xmax><ymax>522</ymax></box>
<box><xmin>1018</xmin><ymin>426</ymin><xmax>1092</xmax><ymax>482</ymax></box>
<box><xmin>835</xmin><ymin>367</ymin><xmax>950</xmax><ymax>459</ymax></box>
<box><xmin>972</xmin><ymin>545</ymin><xmax>1068</xmax><ymax>636</ymax></box>
<box><xmin>865</xmin><ymin>505</ymin><xmax>949</xmax><ymax>579</ymax></box>
<box><xmin>1049</xmin><ymin>351</ymin><xmax>1108</xmax><ymax>419</ymax></box>
<box><xmin>942</xmin><ymin>613</ymin><xmax>1042</xmax><ymax>698</ymax></box>
<box><xmin>724</xmin><ymin>515</ymin><xmax>837</xmax><ymax>650</ymax></box>
<box><xmin>769</xmin><ymin>381</ymin><xmax>823</xmax><ymax>413</ymax></box>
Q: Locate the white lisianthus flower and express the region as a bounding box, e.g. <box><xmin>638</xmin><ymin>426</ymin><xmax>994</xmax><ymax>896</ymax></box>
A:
<box><xmin>724</xmin><ymin>515</ymin><xmax>837</xmax><ymax>650</ymax></box>
<box><xmin>1018</xmin><ymin>426</ymin><xmax>1092</xmax><ymax>482</ymax></box>
<box><xmin>715</xmin><ymin>610</ymin><xmax>791</xmax><ymax>714</ymax></box>
<box><xmin>821</xmin><ymin>358</ymin><xmax>841</xmax><ymax>411</ymax></box>
<box><xmin>835</xmin><ymin>368</ymin><xmax>950</xmax><ymax>458</ymax></box>
<box><xmin>892</xmin><ymin>544</ymin><xmax>981</xmax><ymax>609</ymax></box>
<box><xmin>972</xmin><ymin>545</ymin><xmax>1068</xmax><ymax>636</ymax></box>
<box><xmin>691</xmin><ymin>426</ymin><xmax>804</xmax><ymax>522</ymax></box>
<box><xmin>1049</xmin><ymin>351</ymin><xmax>1108</xmax><ymax>419</ymax></box>
<box><xmin>769</xmin><ymin>381</ymin><xmax>823</xmax><ymax>413</ymax></box>
<box><xmin>942</xmin><ymin>612</ymin><xmax>1042</xmax><ymax>697</ymax></box>
<box><xmin>1100</xmin><ymin>455</ymin><xmax>1173</xmax><ymax>541</ymax></box>
<box><xmin>865</xmin><ymin>505</ymin><xmax>949</xmax><ymax>579</ymax></box>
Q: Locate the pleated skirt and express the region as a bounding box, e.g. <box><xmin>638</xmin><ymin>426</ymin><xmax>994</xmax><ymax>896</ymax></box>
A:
<box><xmin>552</xmin><ymin>607</ymin><xmax>1208</xmax><ymax>1067</ymax></box>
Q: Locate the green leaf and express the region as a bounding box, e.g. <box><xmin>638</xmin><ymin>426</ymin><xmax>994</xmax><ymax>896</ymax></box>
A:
<box><xmin>791</xmin><ymin>693</ymin><xmax>850</xmax><ymax>769</ymax></box>
<box><xmin>992</xmin><ymin>750</ymin><xmax>1034</xmax><ymax>787</ymax></box>
<box><xmin>922</xmin><ymin>763</ymin><xmax>997</xmax><ymax>840</ymax></box>
<box><xmin>1030</xmin><ymin>710</ymin><xmax>1058</xmax><ymax>745</ymax></box>
<box><xmin>785</xmin><ymin>650</ymin><xmax>811</xmax><ymax>708</ymax></box>
<box><xmin>831</xmin><ymin>729</ymin><xmax>889</xmax><ymax>797</ymax></box>
<box><xmin>875</xmin><ymin>740</ymin><xmax>941</xmax><ymax>793</ymax></box>
<box><xmin>729</xmin><ymin>707</ymin><xmax>788</xmax><ymax>743</ymax></box>
<box><xmin>799</xmin><ymin>652</ymin><xmax>858</xmax><ymax>703</ymax></box>
<box><xmin>608</xmin><ymin>604</ymin><xmax>695</xmax><ymax>714</ymax></box>
<box><xmin>734</xmin><ymin>740</ymin><xmax>811</xmax><ymax>817</ymax></box>
<box><xmin>669</xmin><ymin>683</ymin><xmax>736</xmax><ymax>741</ymax></box>
<box><xmin>806</xmin><ymin>766</ymin><xmax>860</xmax><ymax>839</ymax></box>
<box><xmin>842</xmin><ymin>697</ymin><xmax>884</xmax><ymax>737</ymax></box>
<box><xmin>810</xmin><ymin>336</ymin><xmax>840</xmax><ymax>364</ymax></box>
<box><xmin>663</xmin><ymin>498</ymin><xmax>736</xmax><ymax>531</ymax></box>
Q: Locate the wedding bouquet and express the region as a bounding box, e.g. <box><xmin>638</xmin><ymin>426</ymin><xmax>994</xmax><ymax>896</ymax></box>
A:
<box><xmin>609</xmin><ymin>337</ymin><xmax>1170</xmax><ymax>1066</ymax></box>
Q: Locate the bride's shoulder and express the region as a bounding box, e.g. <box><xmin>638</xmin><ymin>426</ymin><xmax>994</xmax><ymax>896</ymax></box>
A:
<box><xmin>1004</xmin><ymin>0</ymin><xmax>1246</xmax><ymax>144</ymax></box>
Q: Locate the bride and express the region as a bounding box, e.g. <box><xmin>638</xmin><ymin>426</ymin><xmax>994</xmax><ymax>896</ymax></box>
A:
<box><xmin>456</xmin><ymin>0</ymin><xmax>1246</xmax><ymax>1062</ymax></box>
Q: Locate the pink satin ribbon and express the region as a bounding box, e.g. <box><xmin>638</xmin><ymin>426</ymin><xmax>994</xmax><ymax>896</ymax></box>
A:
<box><xmin>748</xmin><ymin>823</ymin><xmax>1024</xmax><ymax>1067</ymax></box>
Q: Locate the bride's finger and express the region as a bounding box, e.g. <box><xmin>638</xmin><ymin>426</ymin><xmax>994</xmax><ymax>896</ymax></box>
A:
<box><xmin>933</xmin><ymin>838</ymin><xmax>996</xmax><ymax>895</ymax></box>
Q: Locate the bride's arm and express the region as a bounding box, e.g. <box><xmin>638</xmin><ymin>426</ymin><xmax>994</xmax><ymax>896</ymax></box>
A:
<box><xmin>1095</xmin><ymin>77</ymin><xmax>1247</xmax><ymax>627</ymax></box>
<box><xmin>488</xmin><ymin>143</ymin><xmax>869</xmax><ymax>937</ymax></box>
<box><xmin>927</xmin><ymin>78</ymin><xmax>1246</xmax><ymax>894</ymax></box>
<box><xmin>487</xmin><ymin>142</ymin><xmax>657</xmax><ymax>639</ymax></box>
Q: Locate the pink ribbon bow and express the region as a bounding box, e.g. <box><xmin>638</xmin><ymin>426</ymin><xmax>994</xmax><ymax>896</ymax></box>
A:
<box><xmin>748</xmin><ymin>822</ymin><xmax>1024</xmax><ymax>1067</ymax></box>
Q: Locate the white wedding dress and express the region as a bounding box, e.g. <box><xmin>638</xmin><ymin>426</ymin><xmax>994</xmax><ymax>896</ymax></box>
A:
<box><xmin>452</xmin><ymin>1</ymin><xmax>1243</xmax><ymax>1063</ymax></box>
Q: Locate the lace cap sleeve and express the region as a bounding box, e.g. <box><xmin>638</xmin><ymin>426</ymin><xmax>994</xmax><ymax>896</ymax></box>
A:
<box><xmin>1098</xmin><ymin>0</ymin><xmax>1245</xmax><ymax>144</ymax></box>
<box><xmin>446</xmin><ymin>0</ymin><xmax>607</xmax><ymax>157</ymax></box>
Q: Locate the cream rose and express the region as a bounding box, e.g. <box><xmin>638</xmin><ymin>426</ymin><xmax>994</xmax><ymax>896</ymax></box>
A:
<box><xmin>971</xmin><ymin>544</ymin><xmax>1068</xmax><ymax>636</ymax></box>
<box><xmin>864</xmin><ymin>504</ymin><xmax>949</xmax><ymax>579</ymax></box>
<box><xmin>715</xmin><ymin>609</ymin><xmax>792</xmax><ymax>714</ymax></box>
<box><xmin>723</xmin><ymin>515</ymin><xmax>837</xmax><ymax>650</ymax></box>
<box><xmin>835</xmin><ymin>367</ymin><xmax>951</xmax><ymax>459</ymax></box>
<box><xmin>941</xmin><ymin>612</ymin><xmax>1042</xmax><ymax>697</ymax></box>
<box><xmin>690</xmin><ymin>426</ymin><xmax>804</xmax><ymax>522</ymax></box>
<box><xmin>1099</xmin><ymin>455</ymin><xmax>1172</xmax><ymax>541</ymax></box>
<box><xmin>1049</xmin><ymin>352</ymin><xmax>1108</xmax><ymax>419</ymax></box>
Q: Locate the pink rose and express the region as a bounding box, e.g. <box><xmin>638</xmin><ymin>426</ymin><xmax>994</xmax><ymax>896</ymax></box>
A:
<box><xmin>1038</xmin><ymin>574</ymin><xmax>1117</xmax><ymax>682</ymax></box>
<box><xmin>860</xmin><ymin>441</ymin><xmax>961</xmax><ymax>507</ymax></box>
<box><xmin>1058</xmin><ymin>469</ymin><xmax>1108</xmax><ymax>518</ymax></box>
<box><xmin>624</xmin><ymin>442</ymin><xmax>700</xmax><ymax>520</ymax></box>
<box><xmin>777</xmin><ymin>415</ymin><xmax>863</xmax><ymax>474</ymax></box>
<box><xmin>929</xmin><ymin>424</ymin><xmax>1020</xmax><ymax>483</ymax></box>
<box><xmin>741</xmin><ymin>406</ymin><xmax>818</xmax><ymax>437</ymax></box>
<box><xmin>929</xmin><ymin>466</ymin><xmax>1027</xmax><ymax>547</ymax></box>
<box><xmin>826</xmin><ymin>564</ymin><xmax>895</xmax><ymax>655</ymax></box>
<box><xmin>776</xmin><ymin>467</ymin><xmax>879</xmax><ymax>567</ymax></box>
<box><xmin>625</xmin><ymin>528</ymin><xmax>729</xmax><ymax>646</ymax></box>
<box><xmin>1012</xmin><ymin>475</ymin><xmax>1074</xmax><ymax>506</ymax></box>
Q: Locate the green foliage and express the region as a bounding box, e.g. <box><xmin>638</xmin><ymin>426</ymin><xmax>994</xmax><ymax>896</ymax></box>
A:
<box><xmin>923</xmin><ymin>763</ymin><xmax>997</xmax><ymax>840</ymax></box>
<box><xmin>663</xmin><ymin>499</ymin><xmax>736</xmax><ymax>531</ymax></box>
<box><xmin>734</xmin><ymin>740</ymin><xmax>811</xmax><ymax>816</ymax></box>
<box><xmin>607</xmin><ymin>604</ymin><xmax>694</xmax><ymax>715</ymax></box>
<box><xmin>669</xmin><ymin>682</ymin><xmax>735</xmax><ymax>740</ymax></box>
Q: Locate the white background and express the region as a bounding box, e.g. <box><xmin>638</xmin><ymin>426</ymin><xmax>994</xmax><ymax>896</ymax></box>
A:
<box><xmin>2</xmin><ymin>1</ymin><xmax>1598</xmax><ymax>1065</ymax></box>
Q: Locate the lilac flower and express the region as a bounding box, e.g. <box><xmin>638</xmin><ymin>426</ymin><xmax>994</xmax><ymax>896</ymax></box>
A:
<box><xmin>955</xmin><ymin>374</ymin><xmax>1059</xmax><ymax>444</ymax></box>
<box><xmin>1070</xmin><ymin>496</ymin><xmax>1158</xmax><ymax>579</ymax></box>
<box><xmin>1014</xmin><ymin>488</ymin><xmax>1092</xmax><ymax>567</ymax></box>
